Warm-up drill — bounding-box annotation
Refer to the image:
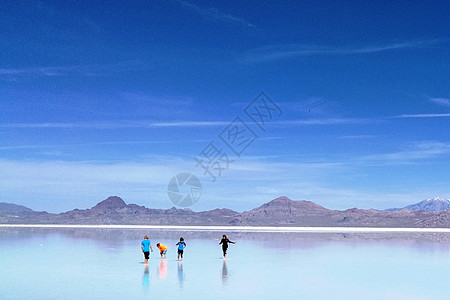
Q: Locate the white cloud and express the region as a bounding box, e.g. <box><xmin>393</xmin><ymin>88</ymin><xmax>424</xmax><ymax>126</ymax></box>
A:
<box><xmin>0</xmin><ymin>61</ymin><xmax>146</xmax><ymax>80</ymax></box>
<box><xmin>0</xmin><ymin>140</ymin><xmax>183</xmax><ymax>150</ymax></box>
<box><xmin>0</xmin><ymin>158</ymin><xmax>192</xmax><ymax>212</ymax></box>
<box><xmin>390</xmin><ymin>113</ymin><xmax>450</xmax><ymax>118</ymax></box>
<box><xmin>241</xmin><ymin>39</ymin><xmax>443</xmax><ymax>63</ymax></box>
<box><xmin>429</xmin><ymin>97</ymin><xmax>450</xmax><ymax>108</ymax></box>
<box><xmin>174</xmin><ymin>0</ymin><xmax>256</xmax><ymax>28</ymax></box>
<box><xmin>0</xmin><ymin>120</ymin><xmax>229</xmax><ymax>129</ymax></box>
<box><xmin>275</xmin><ymin>118</ymin><xmax>374</xmax><ymax>126</ymax></box>
<box><xmin>0</xmin><ymin>117</ymin><xmax>374</xmax><ymax>130</ymax></box>
<box><xmin>1</xmin><ymin>152</ymin><xmax>448</xmax><ymax>213</ymax></box>
<box><xmin>0</xmin><ymin>155</ymin><xmax>347</xmax><ymax>212</ymax></box>
<box><xmin>357</xmin><ymin>141</ymin><xmax>450</xmax><ymax>165</ymax></box>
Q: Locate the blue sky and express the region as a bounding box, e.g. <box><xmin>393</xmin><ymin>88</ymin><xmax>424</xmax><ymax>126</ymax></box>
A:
<box><xmin>1</xmin><ymin>0</ymin><xmax>450</xmax><ymax>212</ymax></box>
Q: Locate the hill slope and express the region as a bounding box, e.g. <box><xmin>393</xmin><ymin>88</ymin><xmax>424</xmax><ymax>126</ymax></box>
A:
<box><xmin>0</xmin><ymin>202</ymin><xmax>34</xmax><ymax>213</ymax></box>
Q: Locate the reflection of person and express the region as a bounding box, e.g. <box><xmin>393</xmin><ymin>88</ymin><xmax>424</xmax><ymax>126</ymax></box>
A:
<box><xmin>176</xmin><ymin>237</ymin><xmax>187</xmax><ymax>261</ymax></box>
<box><xmin>142</xmin><ymin>264</ymin><xmax>150</xmax><ymax>291</ymax></box>
<box><xmin>177</xmin><ymin>261</ymin><xmax>184</xmax><ymax>288</ymax></box>
<box><xmin>221</xmin><ymin>260</ymin><xmax>228</xmax><ymax>286</ymax></box>
<box><xmin>218</xmin><ymin>235</ymin><xmax>235</xmax><ymax>259</ymax></box>
<box><xmin>158</xmin><ymin>260</ymin><xmax>167</xmax><ymax>278</ymax></box>
<box><xmin>141</xmin><ymin>236</ymin><xmax>153</xmax><ymax>264</ymax></box>
<box><xmin>156</xmin><ymin>243</ymin><xmax>168</xmax><ymax>259</ymax></box>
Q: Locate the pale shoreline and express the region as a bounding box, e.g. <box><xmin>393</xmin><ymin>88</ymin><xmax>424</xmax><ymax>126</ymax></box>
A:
<box><xmin>1</xmin><ymin>224</ymin><xmax>450</xmax><ymax>233</ymax></box>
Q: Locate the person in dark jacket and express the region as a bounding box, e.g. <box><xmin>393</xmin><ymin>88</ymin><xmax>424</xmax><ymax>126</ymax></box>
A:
<box><xmin>218</xmin><ymin>234</ymin><xmax>235</xmax><ymax>259</ymax></box>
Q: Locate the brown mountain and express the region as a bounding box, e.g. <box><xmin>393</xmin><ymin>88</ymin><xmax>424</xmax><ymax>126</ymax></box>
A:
<box><xmin>231</xmin><ymin>196</ymin><xmax>336</xmax><ymax>225</ymax></box>
<box><xmin>91</xmin><ymin>196</ymin><xmax>127</xmax><ymax>211</ymax></box>
<box><xmin>0</xmin><ymin>202</ymin><xmax>34</xmax><ymax>213</ymax></box>
<box><xmin>1</xmin><ymin>196</ymin><xmax>450</xmax><ymax>227</ymax></box>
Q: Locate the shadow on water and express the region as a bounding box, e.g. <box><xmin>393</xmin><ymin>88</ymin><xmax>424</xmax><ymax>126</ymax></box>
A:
<box><xmin>221</xmin><ymin>260</ymin><xmax>228</xmax><ymax>286</ymax></box>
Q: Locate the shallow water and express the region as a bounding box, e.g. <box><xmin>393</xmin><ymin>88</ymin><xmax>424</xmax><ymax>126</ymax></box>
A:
<box><xmin>1</xmin><ymin>228</ymin><xmax>449</xmax><ymax>299</ymax></box>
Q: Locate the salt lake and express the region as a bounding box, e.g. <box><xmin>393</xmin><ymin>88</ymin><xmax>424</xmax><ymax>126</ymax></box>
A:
<box><xmin>1</xmin><ymin>227</ymin><xmax>449</xmax><ymax>299</ymax></box>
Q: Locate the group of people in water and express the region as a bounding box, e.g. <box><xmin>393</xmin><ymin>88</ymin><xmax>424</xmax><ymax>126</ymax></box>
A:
<box><xmin>140</xmin><ymin>234</ymin><xmax>235</xmax><ymax>264</ymax></box>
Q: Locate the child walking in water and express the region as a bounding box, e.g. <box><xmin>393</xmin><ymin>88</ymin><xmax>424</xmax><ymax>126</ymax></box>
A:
<box><xmin>140</xmin><ymin>236</ymin><xmax>153</xmax><ymax>264</ymax></box>
<box><xmin>156</xmin><ymin>243</ymin><xmax>168</xmax><ymax>259</ymax></box>
<box><xmin>176</xmin><ymin>237</ymin><xmax>187</xmax><ymax>261</ymax></box>
<box><xmin>219</xmin><ymin>235</ymin><xmax>235</xmax><ymax>259</ymax></box>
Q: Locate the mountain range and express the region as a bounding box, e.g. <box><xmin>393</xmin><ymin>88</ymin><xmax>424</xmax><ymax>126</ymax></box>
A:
<box><xmin>1</xmin><ymin>196</ymin><xmax>450</xmax><ymax>228</ymax></box>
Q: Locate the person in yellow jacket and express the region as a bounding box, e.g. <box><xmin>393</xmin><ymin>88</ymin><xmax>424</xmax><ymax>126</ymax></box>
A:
<box><xmin>156</xmin><ymin>243</ymin><xmax>168</xmax><ymax>259</ymax></box>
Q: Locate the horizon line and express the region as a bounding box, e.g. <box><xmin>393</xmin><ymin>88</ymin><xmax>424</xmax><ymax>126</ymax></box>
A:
<box><xmin>1</xmin><ymin>224</ymin><xmax>450</xmax><ymax>233</ymax></box>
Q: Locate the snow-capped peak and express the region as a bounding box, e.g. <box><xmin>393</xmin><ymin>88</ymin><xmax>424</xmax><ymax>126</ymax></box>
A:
<box><xmin>426</xmin><ymin>197</ymin><xmax>450</xmax><ymax>203</ymax></box>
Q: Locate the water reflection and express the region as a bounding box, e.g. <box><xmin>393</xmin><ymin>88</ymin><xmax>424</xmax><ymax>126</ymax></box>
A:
<box><xmin>4</xmin><ymin>228</ymin><xmax>450</xmax><ymax>249</ymax></box>
<box><xmin>2</xmin><ymin>229</ymin><xmax>450</xmax><ymax>299</ymax></box>
<box><xmin>177</xmin><ymin>261</ymin><xmax>184</xmax><ymax>288</ymax></box>
<box><xmin>221</xmin><ymin>260</ymin><xmax>228</xmax><ymax>286</ymax></box>
<box><xmin>158</xmin><ymin>260</ymin><xmax>167</xmax><ymax>279</ymax></box>
<box><xmin>142</xmin><ymin>264</ymin><xmax>150</xmax><ymax>292</ymax></box>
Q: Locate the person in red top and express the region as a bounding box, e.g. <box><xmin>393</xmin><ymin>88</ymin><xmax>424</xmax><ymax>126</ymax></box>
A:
<box><xmin>156</xmin><ymin>243</ymin><xmax>168</xmax><ymax>259</ymax></box>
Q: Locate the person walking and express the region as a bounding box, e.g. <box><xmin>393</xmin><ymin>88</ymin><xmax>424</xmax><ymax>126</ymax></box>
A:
<box><xmin>218</xmin><ymin>234</ymin><xmax>235</xmax><ymax>259</ymax></box>
<box><xmin>176</xmin><ymin>237</ymin><xmax>187</xmax><ymax>261</ymax></box>
<box><xmin>141</xmin><ymin>236</ymin><xmax>153</xmax><ymax>264</ymax></box>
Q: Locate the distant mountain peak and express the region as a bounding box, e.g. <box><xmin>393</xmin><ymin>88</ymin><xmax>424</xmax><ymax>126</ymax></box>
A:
<box><xmin>426</xmin><ymin>196</ymin><xmax>449</xmax><ymax>202</ymax></box>
<box><xmin>387</xmin><ymin>197</ymin><xmax>450</xmax><ymax>212</ymax></box>
<box><xmin>270</xmin><ymin>196</ymin><xmax>295</xmax><ymax>203</ymax></box>
<box><xmin>91</xmin><ymin>196</ymin><xmax>127</xmax><ymax>211</ymax></box>
<box><xmin>259</xmin><ymin>196</ymin><xmax>329</xmax><ymax>212</ymax></box>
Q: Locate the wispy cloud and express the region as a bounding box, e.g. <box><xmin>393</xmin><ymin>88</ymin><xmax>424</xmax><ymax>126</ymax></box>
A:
<box><xmin>174</xmin><ymin>0</ymin><xmax>255</xmax><ymax>28</ymax></box>
<box><xmin>0</xmin><ymin>156</ymin><xmax>345</xmax><ymax>211</ymax></box>
<box><xmin>0</xmin><ymin>61</ymin><xmax>146</xmax><ymax>80</ymax></box>
<box><xmin>390</xmin><ymin>113</ymin><xmax>450</xmax><ymax>118</ymax></box>
<box><xmin>0</xmin><ymin>117</ymin><xmax>374</xmax><ymax>130</ymax></box>
<box><xmin>0</xmin><ymin>140</ymin><xmax>185</xmax><ymax>151</ymax></box>
<box><xmin>241</xmin><ymin>39</ymin><xmax>444</xmax><ymax>63</ymax></box>
<box><xmin>358</xmin><ymin>141</ymin><xmax>450</xmax><ymax>165</ymax></box>
<box><xmin>0</xmin><ymin>158</ymin><xmax>191</xmax><ymax>212</ymax></box>
<box><xmin>429</xmin><ymin>97</ymin><xmax>450</xmax><ymax>108</ymax></box>
<box><xmin>0</xmin><ymin>120</ymin><xmax>230</xmax><ymax>129</ymax></box>
<box><xmin>151</xmin><ymin>121</ymin><xmax>230</xmax><ymax>127</ymax></box>
<box><xmin>0</xmin><ymin>148</ymin><xmax>446</xmax><ymax>211</ymax></box>
<box><xmin>275</xmin><ymin>118</ymin><xmax>374</xmax><ymax>126</ymax></box>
